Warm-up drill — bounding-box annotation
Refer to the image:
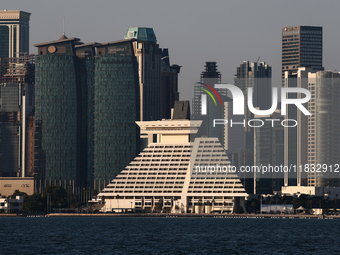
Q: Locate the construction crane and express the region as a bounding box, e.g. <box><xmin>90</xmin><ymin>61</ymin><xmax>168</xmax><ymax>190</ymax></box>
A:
<box><xmin>256</xmin><ymin>56</ymin><xmax>261</xmax><ymax>64</ymax></box>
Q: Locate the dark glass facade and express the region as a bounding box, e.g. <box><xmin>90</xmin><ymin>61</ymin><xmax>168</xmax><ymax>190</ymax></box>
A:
<box><xmin>34</xmin><ymin>38</ymin><xmax>139</xmax><ymax>190</ymax></box>
<box><xmin>0</xmin><ymin>26</ymin><xmax>9</xmax><ymax>58</ymax></box>
<box><xmin>254</xmin><ymin>113</ymin><xmax>284</xmax><ymax>194</ymax></box>
<box><xmin>282</xmin><ymin>26</ymin><xmax>323</xmax><ymax>79</ymax></box>
<box><xmin>93</xmin><ymin>41</ymin><xmax>139</xmax><ymax>190</ymax></box>
<box><xmin>34</xmin><ymin>38</ymin><xmax>82</xmax><ymax>187</ymax></box>
<box><xmin>0</xmin><ymin>83</ymin><xmax>21</xmax><ymax>176</ymax></box>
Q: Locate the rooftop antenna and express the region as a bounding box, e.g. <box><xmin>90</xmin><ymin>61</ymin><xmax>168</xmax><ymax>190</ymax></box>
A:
<box><xmin>63</xmin><ymin>16</ymin><xmax>65</xmax><ymax>36</ymax></box>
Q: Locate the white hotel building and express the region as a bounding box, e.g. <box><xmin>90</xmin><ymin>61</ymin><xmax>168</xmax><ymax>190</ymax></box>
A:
<box><xmin>98</xmin><ymin>119</ymin><xmax>248</xmax><ymax>213</ymax></box>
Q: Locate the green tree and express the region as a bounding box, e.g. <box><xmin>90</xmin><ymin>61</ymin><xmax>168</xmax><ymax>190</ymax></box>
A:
<box><xmin>43</xmin><ymin>186</ymin><xmax>68</xmax><ymax>209</ymax></box>
<box><xmin>10</xmin><ymin>190</ymin><xmax>27</xmax><ymax>199</ymax></box>
<box><xmin>23</xmin><ymin>193</ymin><xmax>45</xmax><ymax>213</ymax></box>
<box><xmin>308</xmin><ymin>199</ymin><xmax>313</xmax><ymax>210</ymax></box>
<box><xmin>292</xmin><ymin>197</ymin><xmax>303</xmax><ymax>209</ymax></box>
<box><xmin>155</xmin><ymin>198</ymin><xmax>163</xmax><ymax>212</ymax></box>
<box><xmin>235</xmin><ymin>206</ymin><xmax>244</xmax><ymax>214</ymax></box>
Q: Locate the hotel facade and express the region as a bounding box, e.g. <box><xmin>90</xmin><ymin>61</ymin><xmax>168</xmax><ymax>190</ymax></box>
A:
<box><xmin>98</xmin><ymin>119</ymin><xmax>248</xmax><ymax>213</ymax></box>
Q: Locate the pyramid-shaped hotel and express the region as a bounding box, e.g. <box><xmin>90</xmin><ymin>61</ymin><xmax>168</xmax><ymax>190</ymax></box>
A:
<box><xmin>98</xmin><ymin>110</ymin><xmax>248</xmax><ymax>213</ymax></box>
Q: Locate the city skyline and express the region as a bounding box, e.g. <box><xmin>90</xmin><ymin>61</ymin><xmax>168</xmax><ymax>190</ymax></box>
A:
<box><xmin>3</xmin><ymin>1</ymin><xmax>340</xmax><ymax>194</ymax></box>
<box><xmin>1</xmin><ymin>0</ymin><xmax>340</xmax><ymax>101</ymax></box>
<box><xmin>2</xmin><ymin>3</ymin><xmax>340</xmax><ymax>254</ymax></box>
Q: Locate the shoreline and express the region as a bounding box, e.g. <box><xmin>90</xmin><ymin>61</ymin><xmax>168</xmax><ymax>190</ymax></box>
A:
<box><xmin>1</xmin><ymin>213</ymin><xmax>338</xmax><ymax>219</ymax></box>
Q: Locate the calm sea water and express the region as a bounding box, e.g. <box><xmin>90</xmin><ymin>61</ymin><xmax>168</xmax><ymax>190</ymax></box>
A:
<box><xmin>0</xmin><ymin>217</ymin><xmax>339</xmax><ymax>255</ymax></box>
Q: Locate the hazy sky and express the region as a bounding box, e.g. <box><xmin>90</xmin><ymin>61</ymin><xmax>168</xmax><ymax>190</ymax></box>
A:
<box><xmin>3</xmin><ymin>0</ymin><xmax>340</xmax><ymax>100</ymax></box>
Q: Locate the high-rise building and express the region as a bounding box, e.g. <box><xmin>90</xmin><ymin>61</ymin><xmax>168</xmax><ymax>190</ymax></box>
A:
<box><xmin>124</xmin><ymin>27</ymin><xmax>162</xmax><ymax>121</ymax></box>
<box><xmin>307</xmin><ymin>71</ymin><xmax>340</xmax><ymax>187</ymax></box>
<box><xmin>161</xmin><ymin>48</ymin><xmax>180</xmax><ymax>120</ymax></box>
<box><xmin>191</xmin><ymin>62</ymin><xmax>223</xmax><ymax>143</ymax></box>
<box><xmin>0</xmin><ymin>83</ymin><xmax>22</xmax><ymax>176</ymax></box>
<box><xmin>192</xmin><ymin>62</ymin><xmax>222</xmax><ymax>117</ymax></box>
<box><xmin>0</xmin><ymin>55</ymin><xmax>35</xmax><ymax>178</ymax></box>
<box><xmin>283</xmin><ymin>68</ymin><xmax>340</xmax><ymax>189</ymax></box>
<box><xmin>0</xmin><ymin>10</ymin><xmax>33</xmax><ymax>177</ymax></box>
<box><xmin>233</xmin><ymin>61</ymin><xmax>272</xmax><ymax>194</ymax></box>
<box><xmin>254</xmin><ymin>110</ymin><xmax>284</xmax><ymax>194</ymax></box>
<box><xmin>75</xmin><ymin>42</ymin><xmax>98</xmax><ymax>189</ymax></box>
<box><xmin>235</xmin><ymin>61</ymin><xmax>272</xmax><ymax>150</ymax></box>
<box><xmin>0</xmin><ymin>10</ymin><xmax>30</xmax><ymax>58</ymax></box>
<box><xmin>34</xmin><ymin>36</ymin><xmax>140</xmax><ymax>190</ymax></box>
<box><xmin>282</xmin><ymin>26</ymin><xmax>323</xmax><ymax>80</ymax></box>
<box><xmin>34</xmin><ymin>36</ymin><xmax>82</xmax><ymax>188</ymax></box>
<box><xmin>283</xmin><ymin>67</ymin><xmax>314</xmax><ymax>187</ymax></box>
<box><xmin>92</xmin><ymin>40</ymin><xmax>140</xmax><ymax>190</ymax></box>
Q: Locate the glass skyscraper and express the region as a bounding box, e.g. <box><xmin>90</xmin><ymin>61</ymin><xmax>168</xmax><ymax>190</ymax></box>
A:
<box><xmin>92</xmin><ymin>40</ymin><xmax>139</xmax><ymax>190</ymax></box>
<box><xmin>0</xmin><ymin>55</ymin><xmax>35</xmax><ymax>178</ymax></box>
<box><xmin>34</xmin><ymin>37</ymin><xmax>140</xmax><ymax>190</ymax></box>
<box><xmin>282</xmin><ymin>26</ymin><xmax>323</xmax><ymax>80</ymax></box>
<box><xmin>34</xmin><ymin>37</ymin><xmax>82</xmax><ymax>188</ymax></box>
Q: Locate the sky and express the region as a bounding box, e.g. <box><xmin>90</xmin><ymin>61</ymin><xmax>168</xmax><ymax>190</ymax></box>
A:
<box><xmin>2</xmin><ymin>0</ymin><xmax>340</xmax><ymax>101</ymax></box>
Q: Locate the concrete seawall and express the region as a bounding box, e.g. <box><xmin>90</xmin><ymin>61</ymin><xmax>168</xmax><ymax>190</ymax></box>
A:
<box><xmin>43</xmin><ymin>213</ymin><xmax>337</xmax><ymax>219</ymax></box>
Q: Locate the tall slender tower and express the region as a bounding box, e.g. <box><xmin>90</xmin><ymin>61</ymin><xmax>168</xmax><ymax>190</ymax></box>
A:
<box><xmin>235</xmin><ymin>61</ymin><xmax>272</xmax><ymax>150</ymax></box>
<box><xmin>191</xmin><ymin>62</ymin><xmax>223</xmax><ymax>143</ymax></box>
<box><xmin>192</xmin><ymin>62</ymin><xmax>222</xmax><ymax>117</ymax></box>
<box><xmin>0</xmin><ymin>10</ymin><xmax>30</xmax><ymax>57</ymax></box>
<box><xmin>307</xmin><ymin>71</ymin><xmax>340</xmax><ymax>187</ymax></box>
<box><xmin>160</xmin><ymin>48</ymin><xmax>180</xmax><ymax>120</ymax></box>
<box><xmin>124</xmin><ymin>27</ymin><xmax>162</xmax><ymax>121</ymax></box>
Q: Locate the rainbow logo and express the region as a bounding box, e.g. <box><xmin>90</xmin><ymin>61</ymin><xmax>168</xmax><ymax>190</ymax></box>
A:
<box><xmin>196</xmin><ymin>82</ymin><xmax>222</xmax><ymax>107</ymax></box>
<box><xmin>196</xmin><ymin>82</ymin><xmax>222</xmax><ymax>115</ymax></box>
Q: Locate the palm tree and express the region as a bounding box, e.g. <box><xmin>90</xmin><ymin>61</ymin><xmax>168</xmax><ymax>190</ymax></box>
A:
<box><xmin>251</xmin><ymin>201</ymin><xmax>256</xmax><ymax>213</ymax></box>
<box><xmin>319</xmin><ymin>199</ymin><xmax>322</xmax><ymax>210</ymax></box>
<box><xmin>275</xmin><ymin>197</ymin><xmax>279</xmax><ymax>213</ymax></box>
<box><xmin>211</xmin><ymin>199</ymin><xmax>215</xmax><ymax>212</ymax></box>
<box><xmin>309</xmin><ymin>199</ymin><xmax>313</xmax><ymax>211</ymax></box>
<box><xmin>198</xmin><ymin>198</ymin><xmax>202</xmax><ymax>213</ymax></box>
<box><xmin>265</xmin><ymin>196</ymin><xmax>271</xmax><ymax>212</ymax></box>
<box><xmin>284</xmin><ymin>200</ymin><xmax>287</xmax><ymax>214</ymax></box>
